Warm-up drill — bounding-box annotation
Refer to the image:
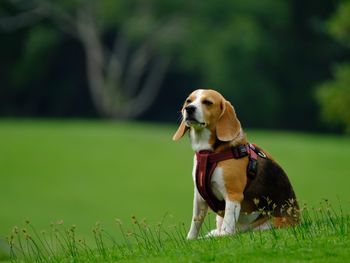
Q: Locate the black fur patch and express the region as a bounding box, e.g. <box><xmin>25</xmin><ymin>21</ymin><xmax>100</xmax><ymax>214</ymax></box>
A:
<box><xmin>243</xmin><ymin>157</ymin><xmax>299</xmax><ymax>217</ymax></box>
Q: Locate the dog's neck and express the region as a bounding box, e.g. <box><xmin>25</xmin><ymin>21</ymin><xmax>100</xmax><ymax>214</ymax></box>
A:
<box><xmin>189</xmin><ymin>127</ymin><xmax>247</xmax><ymax>153</ymax></box>
<box><xmin>189</xmin><ymin>128</ymin><xmax>213</xmax><ymax>152</ymax></box>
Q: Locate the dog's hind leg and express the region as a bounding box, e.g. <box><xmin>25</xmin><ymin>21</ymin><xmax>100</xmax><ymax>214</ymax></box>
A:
<box><xmin>272</xmin><ymin>216</ymin><xmax>299</xmax><ymax>228</ymax></box>
<box><xmin>216</xmin><ymin>214</ymin><xmax>223</xmax><ymax>233</ymax></box>
<box><xmin>253</xmin><ymin>220</ymin><xmax>273</xmax><ymax>231</ymax></box>
<box><xmin>205</xmin><ymin>214</ymin><xmax>223</xmax><ymax>237</ymax></box>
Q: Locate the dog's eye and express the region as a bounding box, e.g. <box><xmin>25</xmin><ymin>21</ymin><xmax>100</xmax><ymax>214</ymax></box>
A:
<box><xmin>202</xmin><ymin>100</ymin><xmax>213</xmax><ymax>106</ymax></box>
<box><xmin>186</xmin><ymin>99</ymin><xmax>192</xmax><ymax>104</ymax></box>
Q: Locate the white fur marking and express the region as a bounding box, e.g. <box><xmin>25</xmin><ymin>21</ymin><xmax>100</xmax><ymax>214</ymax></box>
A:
<box><xmin>237</xmin><ymin>212</ymin><xmax>261</xmax><ymax>232</ymax></box>
<box><xmin>184</xmin><ymin>89</ymin><xmax>206</xmax><ymax>129</ymax></box>
<box><xmin>220</xmin><ymin>200</ymin><xmax>241</xmax><ymax>235</ymax></box>
<box><xmin>192</xmin><ymin>154</ymin><xmax>197</xmax><ymax>181</ymax></box>
<box><xmin>190</xmin><ymin>128</ymin><xmax>212</xmax><ymax>152</ymax></box>
<box><xmin>191</xmin><ymin>89</ymin><xmax>204</xmax><ymax>123</ymax></box>
<box><xmin>238</xmin><ymin>212</ymin><xmax>260</xmax><ymax>225</ymax></box>
<box><xmin>211</xmin><ymin>167</ymin><xmax>226</xmax><ymax>201</ymax></box>
<box><xmin>254</xmin><ymin>221</ymin><xmax>273</xmax><ymax>231</ymax></box>
<box><xmin>187</xmin><ymin>154</ymin><xmax>208</xmax><ymax>240</ymax></box>
<box><xmin>205</xmin><ymin>215</ymin><xmax>224</xmax><ymax>238</ymax></box>
<box><xmin>187</xmin><ymin>188</ymin><xmax>208</xmax><ymax>240</ymax></box>
<box><xmin>184</xmin><ymin>90</ymin><xmax>214</xmax><ymax>152</ymax></box>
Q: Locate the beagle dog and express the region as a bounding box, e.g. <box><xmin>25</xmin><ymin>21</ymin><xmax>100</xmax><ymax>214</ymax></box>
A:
<box><xmin>173</xmin><ymin>89</ymin><xmax>299</xmax><ymax>239</ymax></box>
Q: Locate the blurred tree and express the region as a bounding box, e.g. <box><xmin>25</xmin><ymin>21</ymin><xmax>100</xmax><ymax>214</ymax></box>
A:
<box><xmin>178</xmin><ymin>0</ymin><xmax>290</xmax><ymax>127</ymax></box>
<box><xmin>0</xmin><ymin>0</ymin><xmax>179</xmax><ymax>119</ymax></box>
<box><xmin>317</xmin><ymin>65</ymin><xmax>350</xmax><ymax>131</ymax></box>
<box><xmin>0</xmin><ymin>0</ymin><xmax>291</xmax><ymax>123</ymax></box>
<box><xmin>315</xmin><ymin>1</ymin><xmax>350</xmax><ymax>132</ymax></box>
<box><xmin>0</xmin><ymin>0</ymin><xmax>343</xmax><ymax>131</ymax></box>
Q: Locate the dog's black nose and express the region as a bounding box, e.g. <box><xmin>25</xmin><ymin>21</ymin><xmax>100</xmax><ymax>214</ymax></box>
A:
<box><xmin>185</xmin><ymin>105</ymin><xmax>196</xmax><ymax>115</ymax></box>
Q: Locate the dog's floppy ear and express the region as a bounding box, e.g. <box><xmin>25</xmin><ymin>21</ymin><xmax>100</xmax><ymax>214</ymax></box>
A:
<box><xmin>173</xmin><ymin>119</ymin><xmax>189</xmax><ymax>141</ymax></box>
<box><xmin>216</xmin><ymin>100</ymin><xmax>241</xmax><ymax>142</ymax></box>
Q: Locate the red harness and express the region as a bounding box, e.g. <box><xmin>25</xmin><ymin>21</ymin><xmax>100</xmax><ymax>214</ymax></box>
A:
<box><xmin>195</xmin><ymin>143</ymin><xmax>261</xmax><ymax>215</ymax></box>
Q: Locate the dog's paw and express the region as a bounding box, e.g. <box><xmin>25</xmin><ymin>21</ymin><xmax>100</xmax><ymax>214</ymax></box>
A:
<box><xmin>205</xmin><ymin>229</ymin><xmax>220</xmax><ymax>238</ymax></box>
<box><xmin>218</xmin><ymin>228</ymin><xmax>237</xmax><ymax>236</ymax></box>
<box><xmin>186</xmin><ymin>234</ymin><xmax>197</xmax><ymax>240</ymax></box>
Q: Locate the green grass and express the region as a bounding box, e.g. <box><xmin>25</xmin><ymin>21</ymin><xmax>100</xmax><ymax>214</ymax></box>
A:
<box><xmin>6</xmin><ymin>203</ymin><xmax>350</xmax><ymax>262</ymax></box>
<box><xmin>0</xmin><ymin>119</ymin><xmax>350</xmax><ymax>262</ymax></box>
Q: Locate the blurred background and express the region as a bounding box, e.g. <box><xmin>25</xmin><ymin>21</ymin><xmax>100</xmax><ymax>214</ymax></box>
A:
<box><xmin>1</xmin><ymin>0</ymin><xmax>350</xmax><ymax>258</ymax></box>
<box><xmin>0</xmin><ymin>0</ymin><xmax>349</xmax><ymax>132</ymax></box>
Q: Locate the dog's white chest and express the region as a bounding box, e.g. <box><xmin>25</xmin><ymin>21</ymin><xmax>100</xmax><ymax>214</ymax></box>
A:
<box><xmin>210</xmin><ymin>167</ymin><xmax>226</xmax><ymax>201</ymax></box>
<box><xmin>190</xmin><ymin>128</ymin><xmax>212</xmax><ymax>152</ymax></box>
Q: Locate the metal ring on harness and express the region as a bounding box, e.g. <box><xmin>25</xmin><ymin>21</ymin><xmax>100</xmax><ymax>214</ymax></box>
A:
<box><xmin>258</xmin><ymin>151</ymin><xmax>267</xmax><ymax>158</ymax></box>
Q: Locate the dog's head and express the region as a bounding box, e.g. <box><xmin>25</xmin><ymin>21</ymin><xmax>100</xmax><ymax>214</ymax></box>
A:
<box><xmin>173</xmin><ymin>89</ymin><xmax>242</xmax><ymax>142</ymax></box>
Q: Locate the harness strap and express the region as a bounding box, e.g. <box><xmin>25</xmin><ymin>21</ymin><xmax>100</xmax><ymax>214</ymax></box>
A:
<box><xmin>196</xmin><ymin>152</ymin><xmax>224</xmax><ymax>213</ymax></box>
<box><xmin>195</xmin><ymin>143</ymin><xmax>265</xmax><ymax>215</ymax></box>
<box><xmin>207</xmin><ymin>144</ymin><xmax>248</xmax><ymax>163</ymax></box>
<box><xmin>247</xmin><ymin>144</ymin><xmax>258</xmax><ymax>179</ymax></box>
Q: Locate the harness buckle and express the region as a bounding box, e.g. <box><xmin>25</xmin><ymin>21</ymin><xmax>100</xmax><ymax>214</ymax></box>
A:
<box><xmin>232</xmin><ymin>144</ymin><xmax>248</xmax><ymax>158</ymax></box>
<box><xmin>247</xmin><ymin>158</ymin><xmax>258</xmax><ymax>179</ymax></box>
<box><xmin>239</xmin><ymin>144</ymin><xmax>248</xmax><ymax>156</ymax></box>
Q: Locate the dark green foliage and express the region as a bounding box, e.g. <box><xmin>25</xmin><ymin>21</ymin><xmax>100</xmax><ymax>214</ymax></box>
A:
<box><xmin>0</xmin><ymin>0</ymin><xmax>348</xmax><ymax>130</ymax></box>
<box><xmin>328</xmin><ymin>1</ymin><xmax>350</xmax><ymax>47</ymax></box>
<box><xmin>316</xmin><ymin>64</ymin><xmax>350</xmax><ymax>132</ymax></box>
<box><xmin>315</xmin><ymin>2</ymin><xmax>350</xmax><ymax>133</ymax></box>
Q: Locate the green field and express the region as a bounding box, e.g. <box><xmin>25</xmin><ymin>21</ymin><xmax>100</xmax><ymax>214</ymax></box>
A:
<box><xmin>0</xmin><ymin>120</ymin><xmax>349</xmax><ymax>262</ymax></box>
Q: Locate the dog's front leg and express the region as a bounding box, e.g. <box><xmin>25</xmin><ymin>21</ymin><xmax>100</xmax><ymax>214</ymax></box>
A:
<box><xmin>220</xmin><ymin>199</ymin><xmax>241</xmax><ymax>235</ymax></box>
<box><xmin>187</xmin><ymin>188</ymin><xmax>208</xmax><ymax>240</ymax></box>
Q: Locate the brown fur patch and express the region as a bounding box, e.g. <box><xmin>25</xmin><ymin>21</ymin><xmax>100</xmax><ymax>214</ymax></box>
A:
<box><xmin>218</xmin><ymin>157</ymin><xmax>248</xmax><ymax>202</ymax></box>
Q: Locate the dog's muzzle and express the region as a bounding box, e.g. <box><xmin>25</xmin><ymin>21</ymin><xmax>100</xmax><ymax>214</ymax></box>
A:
<box><xmin>184</xmin><ymin>105</ymin><xmax>206</xmax><ymax>127</ymax></box>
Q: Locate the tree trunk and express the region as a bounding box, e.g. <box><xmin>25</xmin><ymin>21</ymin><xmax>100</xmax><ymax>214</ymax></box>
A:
<box><xmin>76</xmin><ymin>7</ymin><xmax>171</xmax><ymax>119</ymax></box>
<box><xmin>1</xmin><ymin>0</ymin><xmax>172</xmax><ymax>120</ymax></box>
